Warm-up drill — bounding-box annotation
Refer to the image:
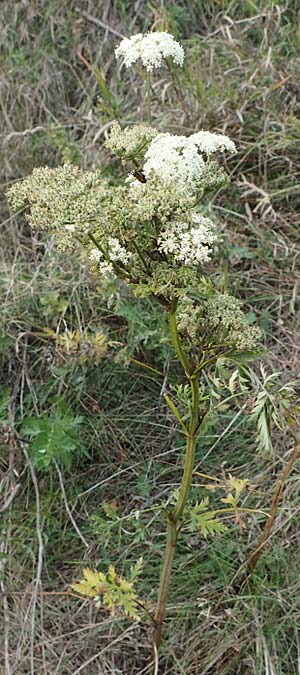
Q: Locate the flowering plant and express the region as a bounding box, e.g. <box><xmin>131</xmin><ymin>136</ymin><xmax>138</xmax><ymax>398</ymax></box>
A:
<box><xmin>115</xmin><ymin>31</ymin><xmax>184</xmax><ymax>71</ymax></box>
<box><xmin>7</xmin><ymin>30</ymin><xmax>264</xmax><ymax>661</ymax></box>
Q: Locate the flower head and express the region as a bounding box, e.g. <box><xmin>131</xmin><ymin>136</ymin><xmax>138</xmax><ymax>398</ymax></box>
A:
<box><xmin>190</xmin><ymin>131</ymin><xmax>237</xmax><ymax>156</ymax></box>
<box><xmin>158</xmin><ymin>213</ymin><xmax>216</xmax><ymax>266</ymax></box>
<box><xmin>177</xmin><ymin>291</ymin><xmax>261</xmax><ymax>350</ymax></box>
<box><xmin>115</xmin><ymin>32</ymin><xmax>184</xmax><ymax>72</ymax></box>
<box><xmin>108</xmin><ymin>237</ymin><xmax>132</xmax><ymax>265</ymax></box>
<box><xmin>89</xmin><ymin>237</ymin><xmax>132</xmax><ymax>279</ymax></box>
<box><xmin>143</xmin><ymin>130</ymin><xmax>236</xmax><ymax>191</ymax></box>
<box><xmin>105</xmin><ymin>122</ymin><xmax>157</xmax><ymax>163</ymax></box>
<box><xmin>143</xmin><ymin>133</ymin><xmax>205</xmax><ymax>189</ymax></box>
<box><xmin>7</xmin><ymin>164</ymin><xmax>108</xmax><ymax>248</ymax></box>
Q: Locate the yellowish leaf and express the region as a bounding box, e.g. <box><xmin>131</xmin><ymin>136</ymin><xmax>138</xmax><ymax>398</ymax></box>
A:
<box><xmin>83</xmin><ymin>567</ymin><xmax>104</xmax><ymax>588</ymax></box>
<box><xmin>71</xmin><ymin>581</ymin><xmax>97</xmax><ymax>598</ymax></box>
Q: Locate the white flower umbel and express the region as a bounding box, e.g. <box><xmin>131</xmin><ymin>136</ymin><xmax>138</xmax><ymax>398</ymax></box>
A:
<box><xmin>89</xmin><ymin>249</ymin><xmax>114</xmax><ymax>278</ymax></box>
<box><xmin>190</xmin><ymin>131</ymin><xmax>237</xmax><ymax>156</ymax></box>
<box><xmin>90</xmin><ymin>238</ymin><xmax>131</xmax><ymax>266</ymax></box>
<box><xmin>99</xmin><ymin>261</ymin><xmax>115</xmax><ymax>278</ymax></box>
<box><xmin>143</xmin><ymin>130</ymin><xmax>236</xmax><ymax>189</ymax></box>
<box><xmin>89</xmin><ymin>237</ymin><xmax>132</xmax><ymax>278</ymax></box>
<box><xmin>143</xmin><ymin>133</ymin><xmax>205</xmax><ymax>188</ymax></box>
<box><xmin>108</xmin><ymin>237</ymin><xmax>132</xmax><ymax>265</ymax></box>
<box><xmin>89</xmin><ymin>248</ymin><xmax>102</xmax><ymax>263</ymax></box>
<box><xmin>115</xmin><ymin>32</ymin><xmax>184</xmax><ymax>72</ymax></box>
<box><xmin>158</xmin><ymin>213</ymin><xmax>216</xmax><ymax>266</ymax></box>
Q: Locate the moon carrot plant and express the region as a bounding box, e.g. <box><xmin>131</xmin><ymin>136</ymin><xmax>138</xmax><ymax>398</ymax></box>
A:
<box><xmin>8</xmin><ymin>29</ymin><xmax>282</xmax><ymax>665</ymax></box>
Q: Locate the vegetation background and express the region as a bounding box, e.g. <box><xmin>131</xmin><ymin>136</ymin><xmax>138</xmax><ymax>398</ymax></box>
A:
<box><xmin>1</xmin><ymin>1</ymin><xmax>300</xmax><ymax>673</ymax></box>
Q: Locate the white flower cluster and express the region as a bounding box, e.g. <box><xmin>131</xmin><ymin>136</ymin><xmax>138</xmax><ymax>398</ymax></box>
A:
<box><xmin>158</xmin><ymin>213</ymin><xmax>216</xmax><ymax>266</ymax></box>
<box><xmin>89</xmin><ymin>237</ymin><xmax>132</xmax><ymax>276</ymax></box>
<box><xmin>191</xmin><ymin>131</ymin><xmax>237</xmax><ymax>156</ymax></box>
<box><xmin>143</xmin><ymin>133</ymin><xmax>205</xmax><ymax>188</ymax></box>
<box><xmin>115</xmin><ymin>32</ymin><xmax>184</xmax><ymax>72</ymax></box>
<box><xmin>105</xmin><ymin>122</ymin><xmax>157</xmax><ymax>161</ymax></box>
<box><xmin>108</xmin><ymin>237</ymin><xmax>132</xmax><ymax>264</ymax></box>
<box><xmin>90</xmin><ymin>258</ymin><xmax>114</xmax><ymax>278</ymax></box>
<box><xmin>143</xmin><ymin>131</ymin><xmax>236</xmax><ymax>189</ymax></box>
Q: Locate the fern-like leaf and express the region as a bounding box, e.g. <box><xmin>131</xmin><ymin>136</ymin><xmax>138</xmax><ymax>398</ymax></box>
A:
<box><xmin>188</xmin><ymin>499</ymin><xmax>227</xmax><ymax>539</ymax></box>
<box><xmin>71</xmin><ymin>563</ymin><xmax>142</xmax><ymax>621</ymax></box>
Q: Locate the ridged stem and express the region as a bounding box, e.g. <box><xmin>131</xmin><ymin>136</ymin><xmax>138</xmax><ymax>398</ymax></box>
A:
<box><xmin>152</xmin><ymin>306</ymin><xmax>200</xmax><ymax>652</ymax></box>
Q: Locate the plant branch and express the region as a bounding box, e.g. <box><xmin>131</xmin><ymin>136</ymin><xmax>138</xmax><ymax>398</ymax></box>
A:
<box><xmin>152</xmin><ymin>518</ymin><xmax>177</xmax><ymax>650</ymax></box>
<box><xmin>164</xmin><ymin>393</ymin><xmax>189</xmax><ymax>436</ymax></box>
<box><xmin>134</xmin><ymin>600</ymin><xmax>156</xmax><ymax>627</ymax></box>
<box><xmin>87</xmin><ymin>232</ymin><xmax>107</xmax><ymax>258</ymax></box>
<box><xmin>128</xmin><ymin>357</ymin><xmax>163</xmax><ymax>377</ymax></box>
<box><xmin>131</xmin><ymin>239</ymin><xmax>152</xmax><ymax>274</ymax></box>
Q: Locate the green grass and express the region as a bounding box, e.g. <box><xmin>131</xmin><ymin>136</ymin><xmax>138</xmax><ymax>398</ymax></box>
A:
<box><xmin>1</xmin><ymin>1</ymin><xmax>300</xmax><ymax>673</ymax></box>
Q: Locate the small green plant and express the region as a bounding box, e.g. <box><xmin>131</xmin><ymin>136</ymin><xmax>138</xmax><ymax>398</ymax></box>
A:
<box><xmin>21</xmin><ymin>406</ymin><xmax>86</xmax><ymax>471</ymax></box>
<box><xmin>39</xmin><ymin>290</ymin><xmax>68</xmax><ymax>324</ymax></box>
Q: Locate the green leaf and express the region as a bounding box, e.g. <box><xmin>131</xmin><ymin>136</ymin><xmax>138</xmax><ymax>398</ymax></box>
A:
<box><xmin>221</xmin><ymin>493</ymin><xmax>236</xmax><ymax>507</ymax></box>
<box><xmin>196</xmin><ymin>512</ymin><xmax>227</xmax><ymax>539</ymax></box>
<box><xmin>164</xmin><ymin>393</ymin><xmax>189</xmax><ymax>434</ymax></box>
<box><xmin>227</xmin><ymin>476</ymin><xmax>249</xmax><ymax>502</ymax></box>
<box><xmin>20</xmin><ymin>410</ymin><xmax>85</xmax><ymax>471</ymax></box>
<box><xmin>220</xmin><ymin>349</ymin><xmax>265</xmax><ymax>364</ymax></box>
<box><xmin>188</xmin><ymin>499</ymin><xmax>227</xmax><ymax>539</ymax></box>
<box><xmin>130</xmin><ymin>557</ymin><xmax>143</xmax><ymax>581</ymax></box>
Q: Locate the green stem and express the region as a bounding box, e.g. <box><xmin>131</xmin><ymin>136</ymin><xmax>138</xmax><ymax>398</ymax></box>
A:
<box><xmin>147</xmin><ymin>71</ymin><xmax>152</xmax><ymax>126</ymax></box>
<box><xmin>168</xmin><ymin>301</ymin><xmax>192</xmax><ymax>377</ymax></box>
<box><xmin>152</xmin><ymin>518</ymin><xmax>177</xmax><ymax>649</ymax></box>
<box><xmin>172</xmin><ymin>379</ymin><xmax>199</xmax><ymax>522</ymax></box>
<box><xmin>153</xmin><ymin>307</ymin><xmax>200</xmax><ymax>652</ymax></box>
<box><xmin>87</xmin><ymin>232</ymin><xmax>107</xmax><ymax>259</ymax></box>
<box><xmin>131</xmin><ymin>239</ymin><xmax>152</xmax><ymax>274</ymax></box>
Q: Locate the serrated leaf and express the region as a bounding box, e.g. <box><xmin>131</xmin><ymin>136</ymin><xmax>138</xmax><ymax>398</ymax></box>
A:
<box><xmin>130</xmin><ymin>557</ymin><xmax>143</xmax><ymax>581</ymax></box>
<box><xmin>221</xmin><ymin>493</ymin><xmax>236</xmax><ymax>507</ymax></box>
<box><xmin>21</xmin><ymin>409</ymin><xmax>86</xmax><ymax>470</ymax></box>
<box><xmin>227</xmin><ymin>476</ymin><xmax>249</xmax><ymax>500</ymax></box>
<box><xmin>188</xmin><ymin>500</ymin><xmax>227</xmax><ymax>539</ymax></box>
<box><xmin>72</xmin><ymin>562</ymin><xmax>142</xmax><ymax>621</ymax></box>
<box><xmin>197</xmin><ymin>512</ymin><xmax>227</xmax><ymax>539</ymax></box>
<box><xmin>228</xmin><ymin>369</ymin><xmax>239</xmax><ymax>394</ymax></box>
<box><xmin>120</xmin><ymin>592</ymin><xmax>140</xmax><ymax>620</ymax></box>
<box><xmin>83</xmin><ymin>568</ymin><xmax>104</xmax><ymax>589</ymax></box>
<box><xmin>108</xmin><ymin>564</ymin><xmax>117</xmax><ymax>584</ymax></box>
<box><xmin>256</xmin><ymin>407</ymin><xmax>273</xmax><ymax>455</ymax></box>
<box><xmin>71</xmin><ymin>581</ymin><xmax>98</xmax><ymax>598</ymax></box>
<box><xmin>21</xmin><ymin>417</ymin><xmax>44</xmax><ymax>436</ymax></box>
